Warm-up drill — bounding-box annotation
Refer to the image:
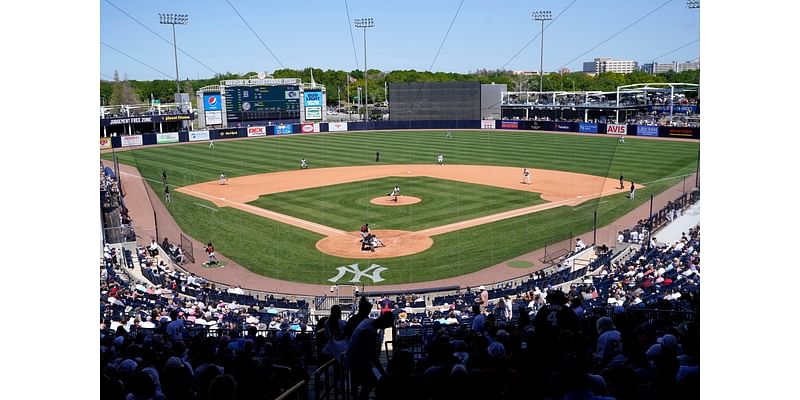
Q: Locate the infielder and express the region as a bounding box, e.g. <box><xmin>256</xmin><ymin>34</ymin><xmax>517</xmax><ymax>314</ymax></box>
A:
<box><xmin>300</xmin><ymin>158</ymin><xmax>308</xmax><ymax>169</ymax></box>
<box><xmin>437</xmin><ymin>153</ymin><xmax>444</xmax><ymax>165</ymax></box>
<box><xmin>220</xmin><ymin>173</ymin><xmax>227</xmax><ymax>185</ymax></box>
<box><xmin>164</xmin><ymin>185</ymin><xmax>171</xmax><ymax>203</ymax></box>
<box><xmin>629</xmin><ymin>182</ymin><xmax>636</xmax><ymax>199</ymax></box>
<box><xmin>619</xmin><ymin>174</ymin><xmax>624</xmax><ymax>189</ymax></box>
<box><xmin>522</xmin><ymin>168</ymin><xmax>531</xmax><ymax>185</ymax></box>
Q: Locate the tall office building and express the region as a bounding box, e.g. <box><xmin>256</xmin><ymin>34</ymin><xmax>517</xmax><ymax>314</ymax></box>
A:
<box><xmin>582</xmin><ymin>58</ymin><xmax>639</xmax><ymax>74</ymax></box>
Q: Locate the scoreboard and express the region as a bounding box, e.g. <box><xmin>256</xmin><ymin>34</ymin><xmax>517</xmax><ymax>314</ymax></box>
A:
<box><xmin>224</xmin><ymin>85</ymin><xmax>301</xmax><ymax>122</ymax></box>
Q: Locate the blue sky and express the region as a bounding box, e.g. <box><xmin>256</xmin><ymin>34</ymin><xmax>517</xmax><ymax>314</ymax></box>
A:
<box><xmin>101</xmin><ymin>0</ymin><xmax>700</xmax><ymax>80</ymax></box>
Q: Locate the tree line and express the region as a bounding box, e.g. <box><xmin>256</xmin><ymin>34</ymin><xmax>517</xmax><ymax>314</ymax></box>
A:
<box><xmin>101</xmin><ymin>68</ymin><xmax>699</xmax><ymax>107</ymax></box>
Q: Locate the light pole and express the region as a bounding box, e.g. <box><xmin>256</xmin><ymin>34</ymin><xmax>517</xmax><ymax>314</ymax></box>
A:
<box><xmin>354</xmin><ymin>18</ymin><xmax>374</xmax><ymax>121</ymax></box>
<box><xmin>532</xmin><ymin>11</ymin><xmax>552</xmax><ymax>93</ymax></box>
<box><xmin>159</xmin><ymin>13</ymin><xmax>189</xmax><ymax>93</ymax></box>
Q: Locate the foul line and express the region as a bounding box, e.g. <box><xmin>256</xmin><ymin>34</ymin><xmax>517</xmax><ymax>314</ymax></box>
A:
<box><xmin>641</xmin><ymin>173</ymin><xmax>695</xmax><ymax>186</ymax></box>
<box><xmin>194</xmin><ymin>203</ymin><xmax>219</xmax><ymax>212</ymax></box>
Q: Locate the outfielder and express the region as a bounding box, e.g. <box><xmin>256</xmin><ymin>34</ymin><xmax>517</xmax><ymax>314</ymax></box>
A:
<box><xmin>522</xmin><ymin>168</ymin><xmax>531</xmax><ymax>185</ymax></box>
<box><xmin>209</xmin><ymin>139</ymin><xmax>215</xmax><ymax>149</ymax></box>
<box><xmin>437</xmin><ymin>153</ymin><xmax>444</xmax><ymax>165</ymax></box>
<box><xmin>446</xmin><ymin>131</ymin><xmax>453</xmax><ymax>139</ymax></box>
<box><xmin>629</xmin><ymin>182</ymin><xmax>636</xmax><ymax>199</ymax></box>
<box><xmin>618</xmin><ymin>134</ymin><xmax>625</xmax><ymax>143</ymax></box>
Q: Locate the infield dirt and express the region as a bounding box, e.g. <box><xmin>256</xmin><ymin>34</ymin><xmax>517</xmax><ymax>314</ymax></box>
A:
<box><xmin>176</xmin><ymin>164</ymin><xmax>632</xmax><ymax>259</ymax></box>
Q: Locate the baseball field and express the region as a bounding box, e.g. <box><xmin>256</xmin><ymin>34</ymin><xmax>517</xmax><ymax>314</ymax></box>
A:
<box><xmin>103</xmin><ymin>130</ymin><xmax>698</xmax><ymax>285</ymax></box>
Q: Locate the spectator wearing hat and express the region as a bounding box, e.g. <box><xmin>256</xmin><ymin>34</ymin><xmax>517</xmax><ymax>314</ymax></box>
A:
<box><xmin>595</xmin><ymin>317</ymin><xmax>624</xmax><ymax>368</ymax></box>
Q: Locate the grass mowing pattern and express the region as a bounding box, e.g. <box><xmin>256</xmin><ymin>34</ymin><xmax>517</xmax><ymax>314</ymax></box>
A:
<box><xmin>248</xmin><ymin>176</ymin><xmax>545</xmax><ymax>232</ymax></box>
<box><xmin>104</xmin><ymin>130</ymin><xmax>698</xmax><ymax>284</ymax></box>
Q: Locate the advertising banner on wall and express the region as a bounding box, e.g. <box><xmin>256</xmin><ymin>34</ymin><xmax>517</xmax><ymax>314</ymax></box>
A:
<box><xmin>329</xmin><ymin>122</ymin><xmax>348</xmax><ymax>132</ymax></box>
<box><xmin>606</xmin><ymin>124</ymin><xmax>628</xmax><ymax>135</ymax></box>
<box><xmin>527</xmin><ymin>120</ymin><xmax>554</xmax><ymax>131</ymax></box>
<box><xmin>100</xmin><ymin>137</ymin><xmax>112</xmax><ymax>149</ymax></box>
<box><xmin>305</xmin><ymin>106</ymin><xmax>322</xmax><ymax>120</ymax></box>
<box><xmin>121</xmin><ymin>135</ymin><xmax>143</xmax><ymax>147</ymax></box>
<box><xmin>578</xmin><ymin>123</ymin><xmax>599</xmax><ymax>133</ymax></box>
<box><xmin>303</xmin><ymin>91</ymin><xmax>323</xmax><ymax>107</ymax></box>
<box><xmin>636</xmin><ymin>125</ymin><xmax>659</xmax><ymax>137</ymax></box>
<box><xmin>300</xmin><ymin>123</ymin><xmax>314</xmax><ymax>133</ymax></box>
<box><xmin>216</xmin><ymin>128</ymin><xmax>240</xmax><ymax>138</ymax></box>
<box><xmin>205</xmin><ymin>111</ymin><xmax>222</xmax><ymax>126</ymax></box>
<box><xmin>664</xmin><ymin>127</ymin><xmax>696</xmax><ymax>138</ymax></box>
<box><xmin>500</xmin><ymin>121</ymin><xmax>519</xmax><ymax>129</ymax></box>
<box><xmin>275</xmin><ymin>124</ymin><xmax>293</xmax><ymax>135</ymax></box>
<box><xmin>285</xmin><ymin>90</ymin><xmax>300</xmax><ymax>100</ymax></box>
<box><xmin>156</xmin><ymin>132</ymin><xmax>180</xmax><ymax>144</ymax></box>
<box><xmin>554</xmin><ymin>122</ymin><xmax>574</xmax><ymax>132</ymax></box>
<box><xmin>481</xmin><ymin>120</ymin><xmax>495</xmax><ymax>129</ymax></box>
<box><xmin>247</xmin><ymin>126</ymin><xmax>267</xmax><ymax>137</ymax></box>
<box><xmin>313</xmin><ymin>123</ymin><xmax>321</xmax><ymax>133</ymax></box>
<box><xmin>189</xmin><ymin>130</ymin><xmax>210</xmax><ymax>141</ymax></box>
<box><xmin>203</xmin><ymin>94</ymin><xmax>222</xmax><ymax>111</ymax></box>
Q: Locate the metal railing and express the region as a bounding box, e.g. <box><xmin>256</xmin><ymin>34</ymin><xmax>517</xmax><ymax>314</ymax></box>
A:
<box><xmin>312</xmin><ymin>358</ymin><xmax>350</xmax><ymax>400</ymax></box>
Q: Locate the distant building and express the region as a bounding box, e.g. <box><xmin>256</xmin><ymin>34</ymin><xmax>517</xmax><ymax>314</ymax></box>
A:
<box><xmin>512</xmin><ymin>70</ymin><xmax>539</xmax><ymax>76</ymax></box>
<box><xmin>558</xmin><ymin>67</ymin><xmax>571</xmax><ymax>75</ymax></box>
<box><xmin>583</xmin><ymin>58</ymin><xmax>639</xmax><ymax>74</ymax></box>
<box><xmin>640</xmin><ymin>59</ymin><xmax>700</xmax><ymax>74</ymax></box>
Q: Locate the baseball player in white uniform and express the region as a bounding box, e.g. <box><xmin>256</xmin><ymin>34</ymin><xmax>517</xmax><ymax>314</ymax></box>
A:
<box><xmin>388</xmin><ymin>185</ymin><xmax>400</xmax><ymax>202</ymax></box>
<box><xmin>300</xmin><ymin>158</ymin><xmax>308</xmax><ymax>169</ymax></box>
<box><xmin>209</xmin><ymin>139</ymin><xmax>215</xmax><ymax>149</ymax></box>
<box><xmin>522</xmin><ymin>168</ymin><xmax>531</xmax><ymax>185</ymax></box>
<box><xmin>437</xmin><ymin>153</ymin><xmax>444</xmax><ymax>165</ymax></box>
<box><xmin>220</xmin><ymin>173</ymin><xmax>227</xmax><ymax>185</ymax></box>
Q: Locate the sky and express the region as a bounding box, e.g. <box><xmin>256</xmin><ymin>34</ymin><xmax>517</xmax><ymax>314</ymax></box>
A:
<box><xmin>100</xmin><ymin>0</ymin><xmax>700</xmax><ymax>81</ymax></box>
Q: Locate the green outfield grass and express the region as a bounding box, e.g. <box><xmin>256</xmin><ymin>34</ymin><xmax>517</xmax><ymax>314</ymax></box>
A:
<box><xmin>104</xmin><ymin>130</ymin><xmax>699</xmax><ymax>285</ymax></box>
<box><xmin>248</xmin><ymin>176</ymin><xmax>545</xmax><ymax>232</ymax></box>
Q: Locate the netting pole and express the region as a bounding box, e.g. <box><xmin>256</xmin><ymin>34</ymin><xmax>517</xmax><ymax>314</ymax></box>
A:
<box><xmin>592</xmin><ymin>211</ymin><xmax>597</xmax><ymax>245</ymax></box>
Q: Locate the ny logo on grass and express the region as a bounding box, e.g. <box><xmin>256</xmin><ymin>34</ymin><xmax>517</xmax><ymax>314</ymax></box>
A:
<box><xmin>328</xmin><ymin>264</ymin><xmax>388</xmax><ymax>283</ymax></box>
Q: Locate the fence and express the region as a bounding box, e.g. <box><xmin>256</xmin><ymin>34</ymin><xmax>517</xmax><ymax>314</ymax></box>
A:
<box><xmin>179</xmin><ymin>232</ymin><xmax>195</xmax><ymax>263</ymax></box>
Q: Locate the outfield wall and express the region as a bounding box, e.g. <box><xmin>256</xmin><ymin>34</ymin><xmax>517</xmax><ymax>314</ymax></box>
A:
<box><xmin>102</xmin><ymin>119</ymin><xmax>699</xmax><ymax>148</ymax></box>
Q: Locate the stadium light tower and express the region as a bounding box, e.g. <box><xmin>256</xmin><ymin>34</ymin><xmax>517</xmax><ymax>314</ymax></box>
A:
<box><xmin>354</xmin><ymin>18</ymin><xmax>375</xmax><ymax>121</ymax></box>
<box><xmin>159</xmin><ymin>13</ymin><xmax>189</xmax><ymax>93</ymax></box>
<box><xmin>532</xmin><ymin>11</ymin><xmax>552</xmax><ymax>93</ymax></box>
<box><xmin>687</xmin><ymin>0</ymin><xmax>700</xmax><ymax>8</ymax></box>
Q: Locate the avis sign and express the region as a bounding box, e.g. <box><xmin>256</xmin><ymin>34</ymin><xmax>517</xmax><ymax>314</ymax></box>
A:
<box><xmin>606</xmin><ymin>124</ymin><xmax>627</xmax><ymax>135</ymax></box>
<box><xmin>328</xmin><ymin>264</ymin><xmax>388</xmax><ymax>283</ymax></box>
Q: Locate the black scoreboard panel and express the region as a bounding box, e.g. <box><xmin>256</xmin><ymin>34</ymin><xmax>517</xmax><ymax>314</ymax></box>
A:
<box><xmin>224</xmin><ymin>85</ymin><xmax>301</xmax><ymax>122</ymax></box>
<box><xmin>388</xmin><ymin>81</ymin><xmax>480</xmax><ymax>120</ymax></box>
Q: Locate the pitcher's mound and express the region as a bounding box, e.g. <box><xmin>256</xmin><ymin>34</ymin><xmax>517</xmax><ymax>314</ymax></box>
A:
<box><xmin>316</xmin><ymin>229</ymin><xmax>433</xmax><ymax>258</ymax></box>
<box><xmin>370</xmin><ymin>195</ymin><xmax>421</xmax><ymax>206</ymax></box>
